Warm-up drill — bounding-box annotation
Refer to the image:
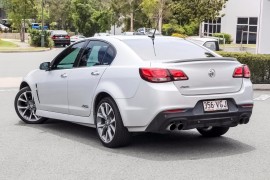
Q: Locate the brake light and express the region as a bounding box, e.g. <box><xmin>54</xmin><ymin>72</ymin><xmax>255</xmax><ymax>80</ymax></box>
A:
<box><xmin>233</xmin><ymin>65</ymin><xmax>251</xmax><ymax>78</ymax></box>
<box><xmin>139</xmin><ymin>68</ymin><xmax>171</xmax><ymax>82</ymax></box>
<box><xmin>65</xmin><ymin>35</ymin><xmax>70</xmax><ymax>39</ymax></box>
<box><xmin>139</xmin><ymin>68</ymin><xmax>188</xmax><ymax>83</ymax></box>
<box><xmin>52</xmin><ymin>35</ymin><xmax>56</xmax><ymax>40</ymax></box>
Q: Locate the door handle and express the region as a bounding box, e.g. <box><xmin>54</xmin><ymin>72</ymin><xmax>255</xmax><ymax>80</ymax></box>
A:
<box><xmin>91</xmin><ymin>71</ymin><xmax>100</xmax><ymax>76</ymax></box>
<box><xmin>60</xmin><ymin>73</ymin><xmax>68</xmax><ymax>78</ymax></box>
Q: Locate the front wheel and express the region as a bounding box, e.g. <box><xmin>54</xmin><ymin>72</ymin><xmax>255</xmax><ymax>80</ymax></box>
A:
<box><xmin>197</xmin><ymin>126</ymin><xmax>230</xmax><ymax>137</ymax></box>
<box><xmin>95</xmin><ymin>97</ymin><xmax>131</xmax><ymax>148</ymax></box>
<box><xmin>14</xmin><ymin>87</ymin><xmax>46</xmax><ymax>124</ymax></box>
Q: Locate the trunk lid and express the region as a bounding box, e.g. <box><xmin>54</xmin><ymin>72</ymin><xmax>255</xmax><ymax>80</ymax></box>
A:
<box><xmin>151</xmin><ymin>58</ymin><xmax>243</xmax><ymax>95</ymax></box>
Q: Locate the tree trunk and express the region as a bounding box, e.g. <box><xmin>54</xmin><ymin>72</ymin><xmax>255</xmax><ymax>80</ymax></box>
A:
<box><xmin>22</xmin><ymin>19</ymin><xmax>26</xmax><ymax>42</ymax></box>
<box><xmin>158</xmin><ymin>0</ymin><xmax>164</xmax><ymax>33</ymax></box>
<box><xmin>158</xmin><ymin>10</ymin><xmax>162</xmax><ymax>32</ymax></box>
<box><xmin>199</xmin><ymin>22</ymin><xmax>203</xmax><ymax>37</ymax></box>
<box><xmin>130</xmin><ymin>12</ymin><xmax>134</xmax><ymax>32</ymax></box>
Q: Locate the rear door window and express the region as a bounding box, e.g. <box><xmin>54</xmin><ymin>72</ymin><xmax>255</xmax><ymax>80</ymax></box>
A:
<box><xmin>78</xmin><ymin>41</ymin><xmax>116</xmax><ymax>67</ymax></box>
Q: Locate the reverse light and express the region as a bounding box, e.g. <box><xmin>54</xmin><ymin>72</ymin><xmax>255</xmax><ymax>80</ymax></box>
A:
<box><xmin>139</xmin><ymin>68</ymin><xmax>188</xmax><ymax>83</ymax></box>
<box><xmin>233</xmin><ymin>65</ymin><xmax>251</xmax><ymax>78</ymax></box>
<box><xmin>169</xmin><ymin>69</ymin><xmax>189</xmax><ymax>80</ymax></box>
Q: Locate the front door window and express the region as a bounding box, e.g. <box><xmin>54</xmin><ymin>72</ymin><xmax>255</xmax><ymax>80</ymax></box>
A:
<box><xmin>52</xmin><ymin>41</ymin><xmax>85</xmax><ymax>69</ymax></box>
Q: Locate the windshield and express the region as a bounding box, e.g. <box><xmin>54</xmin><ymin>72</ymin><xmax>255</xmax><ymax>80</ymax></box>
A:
<box><xmin>122</xmin><ymin>38</ymin><xmax>215</xmax><ymax>61</ymax></box>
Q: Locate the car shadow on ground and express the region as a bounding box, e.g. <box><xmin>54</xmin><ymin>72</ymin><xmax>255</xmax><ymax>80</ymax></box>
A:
<box><xmin>16</xmin><ymin>119</ymin><xmax>255</xmax><ymax>161</ymax></box>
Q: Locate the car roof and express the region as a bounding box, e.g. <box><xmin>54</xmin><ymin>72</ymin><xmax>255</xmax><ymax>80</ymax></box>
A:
<box><xmin>187</xmin><ymin>37</ymin><xmax>218</xmax><ymax>42</ymax></box>
<box><xmin>86</xmin><ymin>35</ymin><xmax>183</xmax><ymax>41</ymax></box>
<box><xmin>51</xmin><ymin>30</ymin><xmax>68</xmax><ymax>34</ymax></box>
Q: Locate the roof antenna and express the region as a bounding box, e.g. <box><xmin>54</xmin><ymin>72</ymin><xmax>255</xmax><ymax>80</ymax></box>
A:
<box><xmin>148</xmin><ymin>17</ymin><xmax>159</xmax><ymax>56</ymax></box>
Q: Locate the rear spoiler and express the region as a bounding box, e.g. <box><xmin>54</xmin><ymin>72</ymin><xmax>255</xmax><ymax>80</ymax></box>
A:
<box><xmin>163</xmin><ymin>57</ymin><xmax>237</xmax><ymax>64</ymax></box>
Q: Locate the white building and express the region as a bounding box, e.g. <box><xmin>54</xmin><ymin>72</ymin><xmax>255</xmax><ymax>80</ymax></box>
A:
<box><xmin>202</xmin><ymin>0</ymin><xmax>270</xmax><ymax>54</ymax></box>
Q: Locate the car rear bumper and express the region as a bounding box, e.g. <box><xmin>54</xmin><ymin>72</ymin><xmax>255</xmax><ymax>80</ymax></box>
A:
<box><xmin>53</xmin><ymin>39</ymin><xmax>70</xmax><ymax>45</ymax></box>
<box><xmin>145</xmin><ymin>101</ymin><xmax>253</xmax><ymax>132</ymax></box>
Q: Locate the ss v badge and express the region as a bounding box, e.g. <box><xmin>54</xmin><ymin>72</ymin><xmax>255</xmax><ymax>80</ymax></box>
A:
<box><xmin>180</xmin><ymin>86</ymin><xmax>190</xmax><ymax>88</ymax></box>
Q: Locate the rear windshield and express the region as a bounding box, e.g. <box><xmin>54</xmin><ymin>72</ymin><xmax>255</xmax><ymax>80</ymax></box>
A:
<box><xmin>122</xmin><ymin>38</ymin><xmax>215</xmax><ymax>61</ymax></box>
<box><xmin>51</xmin><ymin>31</ymin><xmax>68</xmax><ymax>35</ymax></box>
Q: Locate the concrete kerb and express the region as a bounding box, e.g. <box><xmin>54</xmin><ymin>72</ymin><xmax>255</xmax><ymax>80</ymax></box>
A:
<box><xmin>0</xmin><ymin>48</ymin><xmax>51</xmax><ymax>53</ymax></box>
<box><xmin>0</xmin><ymin>38</ymin><xmax>52</xmax><ymax>53</ymax></box>
<box><xmin>253</xmin><ymin>84</ymin><xmax>270</xmax><ymax>91</ymax></box>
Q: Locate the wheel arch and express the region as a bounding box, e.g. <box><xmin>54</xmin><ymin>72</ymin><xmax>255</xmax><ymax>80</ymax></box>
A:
<box><xmin>94</xmin><ymin>92</ymin><xmax>114</xmax><ymax>113</ymax></box>
<box><xmin>19</xmin><ymin>81</ymin><xmax>30</xmax><ymax>89</ymax></box>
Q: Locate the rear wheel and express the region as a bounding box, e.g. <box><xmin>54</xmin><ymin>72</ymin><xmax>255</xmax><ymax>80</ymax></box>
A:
<box><xmin>95</xmin><ymin>97</ymin><xmax>131</xmax><ymax>148</ymax></box>
<box><xmin>197</xmin><ymin>126</ymin><xmax>230</xmax><ymax>137</ymax></box>
<box><xmin>14</xmin><ymin>87</ymin><xmax>46</xmax><ymax>124</ymax></box>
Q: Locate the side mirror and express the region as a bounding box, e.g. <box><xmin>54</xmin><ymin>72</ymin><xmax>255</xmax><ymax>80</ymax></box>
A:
<box><xmin>39</xmin><ymin>62</ymin><xmax>51</xmax><ymax>71</ymax></box>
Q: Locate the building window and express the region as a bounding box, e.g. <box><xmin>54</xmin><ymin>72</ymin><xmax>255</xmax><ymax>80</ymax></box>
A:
<box><xmin>236</xmin><ymin>17</ymin><xmax>258</xmax><ymax>44</ymax></box>
<box><xmin>203</xmin><ymin>18</ymin><xmax>221</xmax><ymax>36</ymax></box>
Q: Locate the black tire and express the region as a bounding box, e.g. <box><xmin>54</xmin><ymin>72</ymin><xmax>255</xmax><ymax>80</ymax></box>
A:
<box><xmin>14</xmin><ymin>87</ymin><xmax>46</xmax><ymax>124</ymax></box>
<box><xmin>95</xmin><ymin>97</ymin><xmax>131</xmax><ymax>148</ymax></box>
<box><xmin>197</xmin><ymin>126</ymin><xmax>230</xmax><ymax>137</ymax></box>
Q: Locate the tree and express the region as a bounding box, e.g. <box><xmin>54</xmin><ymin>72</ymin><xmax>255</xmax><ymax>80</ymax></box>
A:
<box><xmin>111</xmin><ymin>0</ymin><xmax>149</xmax><ymax>32</ymax></box>
<box><xmin>168</xmin><ymin>0</ymin><xmax>228</xmax><ymax>36</ymax></box>
<box><xmin>2</xmin><ymin>0</ymin><xmax>38</xmax><ymax>42</ymax></box>
<box><xmin>140</xmin><ymin>0</ymin><xmax>170</xmax><ymax>32</ymax></box>
<box><xmin>71</xmin><ymin>0</ymin><xmax>113</xmax><ymax>36</ymax></box>
<box><xmin>43</xmin><ymin>0</ymin><xmax>74</xmax><ymax>30</ymax></box>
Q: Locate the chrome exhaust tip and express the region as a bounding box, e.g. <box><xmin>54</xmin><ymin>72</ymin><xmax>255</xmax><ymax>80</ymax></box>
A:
<box><xmin>167</xmin><ymin>123</ymin><xmax>176</xmax><ymax>131</ymax></box>
<box><xmin>177</xmin><ymin>123</ymin><xmax>184</xmax><ymax>130</ymax></box>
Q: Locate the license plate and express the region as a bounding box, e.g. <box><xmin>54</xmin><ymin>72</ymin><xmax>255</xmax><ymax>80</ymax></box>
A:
<box><xmin>203</xmin><ymin>100</ymin><xmax>228</xmax><ymax>112</ymax></box>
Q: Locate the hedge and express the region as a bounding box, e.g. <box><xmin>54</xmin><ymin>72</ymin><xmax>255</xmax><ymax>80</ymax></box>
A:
<box><xmin>218</xmin><ymin>52</ymin><xmax>270</xmax><ymax>84</ymax></box>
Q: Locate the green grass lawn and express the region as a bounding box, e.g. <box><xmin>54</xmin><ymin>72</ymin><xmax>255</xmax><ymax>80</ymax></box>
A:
<box><xmin>0</xmin><ymin>39</ymin><xmax>18</xmax><ymax>47</ymax></box>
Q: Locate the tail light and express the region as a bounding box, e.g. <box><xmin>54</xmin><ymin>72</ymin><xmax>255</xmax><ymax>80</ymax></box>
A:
<box><xmin>139</xmin><ymin>68</ymin><xmax>188</xmax><ymax>83</ymax></box>
<box><xmin>65</xmin><ymin>35</ymin><xmax>70</xmax><ymax>39</ymax></box>
<box><xmin>243</xmin><ymin>65</ymin><xmax>251</xmax><ymax>78</ymax></box>
<box><xmin>168</xmin><ymin>69</ymin><xmax>188</xmax><ymax>80</ymax></box>
<box><xmin>233</xmin><ymin>65</ymin><xmax>251</xmax><ymax>78</ymax></box>
<box><xmin>52</xmin><ymin>35</ymin><xmax>56</xmax><ymax>40</ymax></box>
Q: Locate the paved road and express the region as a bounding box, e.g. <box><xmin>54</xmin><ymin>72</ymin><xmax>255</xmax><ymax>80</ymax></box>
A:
<box><xmin>0</xmin><ymin>50</ymin><xmax>270</xmax><ymax>179</ymax></box>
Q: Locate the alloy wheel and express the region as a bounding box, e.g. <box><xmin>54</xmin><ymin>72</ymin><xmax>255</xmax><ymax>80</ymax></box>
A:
<box><xmin>16</xmin><ymin>90</ymin><xmax>41</xmax><ymax>122</ymax></box>
<box><xmin>96</xmin><ymin>102</ymin><xmax>116</xmax><ymax>143</ymax></box>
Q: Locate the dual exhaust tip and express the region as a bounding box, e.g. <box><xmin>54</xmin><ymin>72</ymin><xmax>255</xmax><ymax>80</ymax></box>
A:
<box><xmin>167</xmin><ymin>122</ymin><xmax>184</xmax><ymax>131</ymax></box>
<box><xmin>167</xmin><ymin>115</ymin><xmax>249</xmax><ymax>131</ymax></box>
<box><xmin>239</xmin><ymin>115</ymin><xmax>250</xmax><ymax>124</ymax></box>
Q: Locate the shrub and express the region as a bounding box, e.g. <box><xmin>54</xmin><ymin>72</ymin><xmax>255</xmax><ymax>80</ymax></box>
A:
<box><xmin>28</xmin><ymin>29</ymin><xmax>54</xmax><ymax>48</ymax></box>
<box><xmin>218</xmin><ymin>52</ymin><xmax>270</xmax><ymax>84</ymax></box>
<box><xmin>162</xmin><ymin>23</ymin><xmax>185</xmax><ymax>36</ymax></box>
<box><xmin>183</xmin><ymin>22</ymin><xmax>199</xmax><ymax>36</ymax></box>
<box><xmin>171</xmin><ymin>33</ymin><xmax>187</xmax><ymax>38</ymax></box>
<box><xmin>162</xmin><ymin>22</ymin><xmax>199</xmax><ymax>36</ymax></box>
<box><xmin>213</xmin><ymin>33</ymin><xmax>232</xmax><ymax>44</ymax></box>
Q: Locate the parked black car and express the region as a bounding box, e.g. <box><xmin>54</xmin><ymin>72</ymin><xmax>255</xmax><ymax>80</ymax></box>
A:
<box><xmin>50</xmin><ymin>30</ymin><xmax>70</xmax><ymax>46</ymax></box>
